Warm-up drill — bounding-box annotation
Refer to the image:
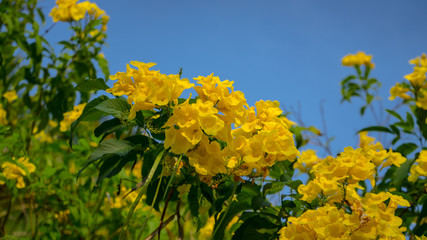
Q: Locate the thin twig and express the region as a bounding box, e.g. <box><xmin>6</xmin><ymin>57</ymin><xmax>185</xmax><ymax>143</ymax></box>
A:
<box><xmin>158</xmin><ymin>187</ymin><xmax>174</xmax><ymax>240</ymax></box>
<box><xmin>144</xmin><ymin>214</ymin><xmax>176</xmax><ymax>240</ymax></box>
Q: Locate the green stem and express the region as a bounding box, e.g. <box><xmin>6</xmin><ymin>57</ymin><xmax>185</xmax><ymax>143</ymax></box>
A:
<box><xmin>162</xmin><ymin>155</ymin><xmax>182</xmax><ymax>200</ymax></box>
<box><xmin>119</xmin><ymin>150</ymin><xmax>164</xmax><ymax>240</ymax></box>
<box><xmin>137</xmin><ymin>172</ymin><xmax>164</xmax><ymax>240</ymax></box>
<box><xmin>211</xmin><ymin>181</ymin><xmax>238</xmax><ymax>240</ymax></box>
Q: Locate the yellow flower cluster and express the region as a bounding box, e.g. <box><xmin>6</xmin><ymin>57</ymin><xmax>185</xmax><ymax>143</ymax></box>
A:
<box><xmin>408</xmin><ymin>150</ymin><xmax>427</xmax><ymax>182</ymax></box>
<box><xmin>60</xmin><ymin>103</ymin><xmax>86</xmax><ymax>132</ymax></box>
<box><xmin>107</xmin><ymin>61</ymin><xmax>194</xmax><ymax>120</ymax></box>
<box><xmin>0</xmin><ymin>157</ymin><xmax>36</xmax><ymax>189</ymax></box>
<box><xmin>298</xmin><ymin>132</ymin><xmax>406</xmax><ymax>204</ymax></box>
<box><xmin>54</xmin><ymin>209</ymin><xmax>70</xmax><ymax>223</ymax></box>
<box><xmin>342</xmin><ymin>51</ymin><xmax>375</xmax><ymax>68</ymax></box>
<box><xmin>50</xmin><ymin>0</ymin><xmax>109</xmax><ymax>31</ymax></box>
<box><xmin>231</xmin><ymin>100</ymin><xmax>299</xmax><ymax>177</ymax></box>
<box><xmin>389</xmin><ymin>54</ymin><xmax>427</xmax><ymax>109</ymax></box>
<box><xmin>2</xmin><ymin>90</ymin><xmax>17</xmax><ymax>103</ymax></box>
<box><xmin>294</xmin><ymin>149</ymin><xmax>320</xmax><ymax>173</ymax></box>
<box><xmin>279</xmin><ymin>192</ymin><xmax>410</xmax><ymax>240</ymax></box>
<box><xmin>107</xmin><ymin>61</ymin><xmax>299</xmax><ymax>180</ymax></box>
<box><xmin>165</xmin><ymin>74</ymin><xmax>298</xmax><ymax>179</ymax></box>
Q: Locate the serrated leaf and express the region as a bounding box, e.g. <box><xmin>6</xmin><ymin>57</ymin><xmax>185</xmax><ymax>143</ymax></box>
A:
<box><xmin>94</xmin><ymin>118</ymin><xmax>122</xmax><ymax>137</ymax></box>
<box><xmin>88</xmin><ymin>139</ymin><xmax>134</xmax><ymax>162</ymax></box>
<box><xmin>78</xmin><ymin>139</ymin><xmax>135</xmax><ymax>178</ymax></box>
<box><xmin>96</xmin><ymin>152</ymin><xmax>137</xmax><ymax>186</ymax></box>
<box><xmin>263</xmin><ymin>182</ymin><xmax>286</xmax><ymax>196</ymax></box>
<box><xmin>94</xmin><ymin>98</ymin><xmax>130</xmax><ymax>118</ymax></box>
<box><xmin>74</xmin><ymin>78</ymin><xmax>109</xmax><ymax>92</ymax></box>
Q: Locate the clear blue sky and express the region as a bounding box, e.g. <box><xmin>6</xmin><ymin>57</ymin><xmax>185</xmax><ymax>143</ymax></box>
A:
<box><xmin>41</xmin><ymin>0</ymin><xmax>427</xmax><ymax>156</ymax></box>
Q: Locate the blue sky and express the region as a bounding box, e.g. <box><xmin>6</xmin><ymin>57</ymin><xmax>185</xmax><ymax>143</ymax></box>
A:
<box><xmin>41</xmin><ymin>0</ymin><xmax>427</xmax><ymax>156</ymax></box>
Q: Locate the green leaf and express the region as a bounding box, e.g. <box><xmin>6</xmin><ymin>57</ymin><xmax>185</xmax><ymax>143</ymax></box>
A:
<box><xmin>74</xmin><ymin>78</ymin><xmax>109</xmax><ymax>92</ymax></box>
<box><xmin>232</xmin><ymin>215</ymin><xmax>279</xmax><ymax>240</ymax></box>
<box><xmin>94</xmin><ymin>118</ymin><xmax>122</xmax><ymax>137</ymax></box>
<box><xmin>213</xmin><ymin>183</ymin><xmax>259</xmax><ymax>240</ymax></box>
<box><xmin>360</xmin><ymin>105</ymin><xmax>366</xmax><ymax>115</ymax></box>
<box><xmin>78</xmin><ymin>139</ymin><xmax>135</xmax><ymax>178</ymax></box>
<box><xmin>263</xmin><ymin>182</ymin><xmax>286</xmax><ymax>196</ymax></box>
<box><xmin>69</xmin><ymin>95</ymin><xmax>108</xmax><ymax>148</ymax></box>
<box><xmin>394</xmin><ymin>143</ymin><xmax>418</xmax><ymax>156</ymax></box>
<box><xmin>88</xmin><ymin>139</ymin><xmax>135</xmax><ymax>162</ymax></box>
<box><xmin>188</xmin><ymin>185</ymin><xmax>200</xmax><ymax>218</ymax></box>
<box><xmin>251</xmin><ymin>196</ymin><xmax>271</xmax><ymax>210</ymax></box>
<box><xmin>141</xmin><ymin>145</ymin><xmax>164</xmax><ymax>179</ymax></box>
<box><xmin>340</xmin><ymin>75</ymin><xmax>356</xmax><ymax>85</ymax></box>
<box><xmin>406</xmin><ymin>112</ymin><xmax>414</xmax><ymax>130</ymax></box>
<box><xmin>386</xmin><ymin>109</ymin><xmax>403</xmax><ymax>122</ymax></box>
<box><xmin>94</xmin><ymin>98</ymin><xmax>131</xmax><ymax>119</ymax></box>
<box><xmin>392</xmin><ymin>158</ymin><xmax>416</xmax><ymax>189</ymax></box>
<box><xmin>358</xmin><ymin>126</ymin><xmax>393</xmax><ymax>134</ymax></box>
<box><xmin>96</xmin><ymin>153</ymin><xmax>137</xmax><ymax>186</ymax></box>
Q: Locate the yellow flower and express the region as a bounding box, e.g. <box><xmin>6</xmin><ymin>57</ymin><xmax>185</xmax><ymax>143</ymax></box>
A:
<box><xmin>54</xmin><ymin>209</ymin><xmax>70</xmax><ymax>223</ymax></box>
<box><xmin>294</xmin><ymin>149</ymin><xmax>320</xmax><ymax>172</ymax></box>
<box><xmin>107</xmin><ymin>61</ymin><xmax>193</xmax><ymax>120</ymax></box>
<box><xmin>389</xmin><ymin>83</ymin><xmax>411</xmax><ymax>101</ymax></box>
<box><xmin>194</xmin><ymin>73</ymin><xmax>248</xmax><ymax>125</ymax></box>
<box><xmin>164</xmin><ymin>99</ymin><xmax>223</xmax><ymax>155</ymax></box>
<box><xmin>342</xmin><ymin>51</ymin><xmax>375</xmax><ymax>68</ymax></box>
<box><xmin>409</xmin><ymin>150</ymin><xmax>427</xmax><ymax>182</ymax></box>
<box><xmin>381</xmin><ymin>149</ymin><xmax>406</xmax><ymax>170</ymax></box>
<box><xmin>0</xmin><ymin>157</ymin><xmax>36</xmax><ymax>189</ymax></box>
<box><xmin>60</xmin><ymin>103</ymin><xmax>86</xmax><ymax>132</ymax></box>
<box><xmin>2</xmin><ymin>90</ymin><xmax>18</xmax><ymax>103</ymax></box>
<box><xmin>50</xmin><ymin>0</ymin><xmax>108</xmax><ymax>25</ymax></box>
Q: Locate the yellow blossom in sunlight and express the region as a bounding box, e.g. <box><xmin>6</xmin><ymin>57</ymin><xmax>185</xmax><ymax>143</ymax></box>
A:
<box><xmin>381</xmin><ymin>149</ymin><xmax>406</xmax><ymax>170</ymax></box>
<box><xmin>107</xmin><ymin>61</ymin><xmax>193</xmax><ymax>120</ymax></box>
<box><xmin>409</xmin><ymin>150</ymin><xmax>427</xmax><ymax>182</ymax></box>
<box><xmin>164</xmin><ymin>99</ymin><xmax>223</xmax><ymax>154</ymax></box>
<box><xmin>342</xmin><ymin>51</ymin><xmax>375</xmax><ymax>68</ymax></box>
<box><xmin>231</xmin><ymin>100</ymin><xmax>299</xmax><ymax>177</ymax></box>
<box><xmin>404</xmin><ymin>53</ymin><xmax>427</xmax><ymax>88</ymax></box>
<box><xmin>50</xmin><ymin>0</ymin><xmax>86</xmax><ymax>22</ymax></box>
<box><xmin>294</xmin><ymin>149</ymin><xmax>320</xmax><ymax>173</ymax></box>
<box><xmin>279</xmin><ymin>192</ymin><xmax>408</xmax><ymax>240</ymax></box>
<box><xmin>50</xmin><ymin>0</ymin><xmax>108</xmax><ymax>26</ymax></box>
<box><xmin>0</xmin><ymin>156</ymin><xmax>36</xmax><ymax>189</ymax></box>
<box><xmin>59</xmin><ymin>103</ymin><xmax>86</xmax><ymax>132</ymax></box>
<box><xmin>2</xmin><ymin>90</ymin><xmax>18</xmax><ymax>103</ymax></box>
<box><xmin>389</xmin><ymin>83</ymin><xmax>411</xmax><ymax>101</ymax></box>
<box><xmin>194</xmin><ymin>73</ymin><xmax>249</xmax><ymax>125</ymax></box>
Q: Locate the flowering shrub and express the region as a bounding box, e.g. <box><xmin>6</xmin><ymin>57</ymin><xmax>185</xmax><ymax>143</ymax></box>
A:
<box><xmin>0</xmin><ymin>0</ymin><xmax>426</xmax><ymax>239</ymax></box>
